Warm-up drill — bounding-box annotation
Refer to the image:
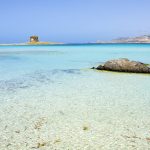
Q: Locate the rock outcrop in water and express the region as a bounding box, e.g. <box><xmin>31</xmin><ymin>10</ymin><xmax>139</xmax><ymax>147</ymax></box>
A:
<box><xmin>92</xmin><ymin>58</ymin><xmax>150</xmax><ymax>73</ymax></box>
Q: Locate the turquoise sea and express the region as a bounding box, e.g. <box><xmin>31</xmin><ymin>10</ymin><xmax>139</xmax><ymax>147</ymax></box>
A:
<box><xmin>0</xmin><ymin>44</ymin><xmax>150</xmax><ymax>149</ymax></box>
<box><xmin>0</xmin><ymin>44</ymin><xmax>150</xmax><ymax>80</ymax></box>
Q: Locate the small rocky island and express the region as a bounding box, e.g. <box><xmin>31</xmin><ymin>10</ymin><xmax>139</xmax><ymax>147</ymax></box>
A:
<box><xmin>92</xmin><ymin>58</ymin><xmax>150</xmax><ymax>73</ymax></box>
<box><xmin>28</xmin><ymin>35</ymin><xmax>63</xmax><ymax>45</ymax></box>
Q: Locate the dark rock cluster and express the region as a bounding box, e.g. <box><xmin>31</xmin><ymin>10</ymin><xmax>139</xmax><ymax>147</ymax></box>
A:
<box><xmin>92</xmin><ymin>58</ymin><xmax>150</xmax><ymax>73</ymax></box>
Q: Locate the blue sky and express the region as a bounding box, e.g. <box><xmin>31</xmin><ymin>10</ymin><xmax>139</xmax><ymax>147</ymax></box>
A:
<box><xmin>0</xmin><ymin>0</ymin><xmax>150</xmax><ymax>43</ymax></box>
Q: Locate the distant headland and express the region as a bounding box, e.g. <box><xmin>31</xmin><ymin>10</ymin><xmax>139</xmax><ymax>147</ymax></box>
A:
<box><xmin>1</xmin><ymin>35</ymin><xmax>150</xmax><ymax>46</ymax></box>
<box><xmin>96</xmin><ymin>35</ymin><xmax>150</xmax><ymax>44</ymax></box>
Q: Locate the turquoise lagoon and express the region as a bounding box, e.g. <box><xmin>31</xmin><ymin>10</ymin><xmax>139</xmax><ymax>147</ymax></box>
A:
<box><xmin>0</xmin><ymin>44</ymin><xmax>150</xmax><ymax>149</ymax></box>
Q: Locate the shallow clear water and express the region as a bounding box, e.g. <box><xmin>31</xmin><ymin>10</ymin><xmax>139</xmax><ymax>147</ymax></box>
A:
<box><xmin>0</xmin><ymin>44</ymin><xmax>150</xmax><ymax>80</ymax></box>
<box><xmin>0</xmin><ymin>44</ymin><xmax>150</xmax><ymax>149</ymax></box>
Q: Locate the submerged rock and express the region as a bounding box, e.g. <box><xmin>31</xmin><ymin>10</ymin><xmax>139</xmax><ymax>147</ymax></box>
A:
<box><xmin>93</xmin><ymin>58</ymin><xmax>150</xmax><ymax>73</ymax></box>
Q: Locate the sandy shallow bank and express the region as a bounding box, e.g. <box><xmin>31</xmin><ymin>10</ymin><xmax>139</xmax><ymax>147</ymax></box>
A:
<box><xmin>0</xmin><ymin>71</ymin><xmax>150</xmax><ymax>150</ymax></box>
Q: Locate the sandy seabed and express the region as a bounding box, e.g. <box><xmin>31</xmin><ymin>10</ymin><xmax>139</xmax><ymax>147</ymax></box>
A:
<box><xmin>0</xmin><ymin>70</ymin><xmax>150</xmax><ymax>150</ymax></box>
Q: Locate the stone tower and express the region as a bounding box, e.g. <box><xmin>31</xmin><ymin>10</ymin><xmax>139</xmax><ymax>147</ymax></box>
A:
<box><xmin>30</xmin><ymin>36</ymin><xmax>39</xmax><ymax>43</ymax></box>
